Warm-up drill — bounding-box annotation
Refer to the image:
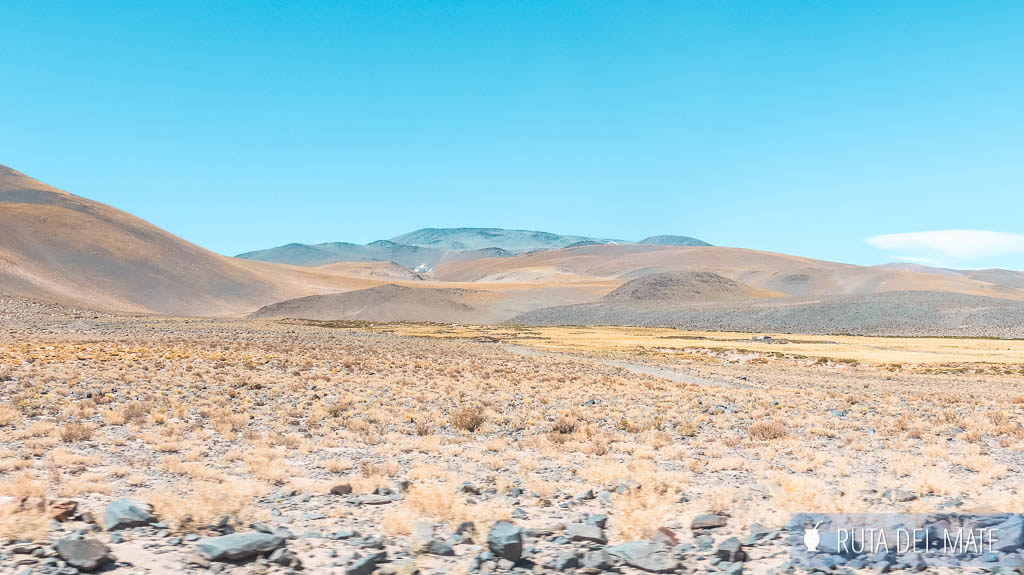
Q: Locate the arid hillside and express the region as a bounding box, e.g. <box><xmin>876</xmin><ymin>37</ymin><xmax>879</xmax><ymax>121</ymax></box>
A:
<box><xmin>0</xmin><ymin>165</ymin><xmax>408</xmax><ymax>316</ymax></box>
<box><xmin>432</xmin><ymin>244</ymin><xmax>1024</xmax><ymax>301</ymax></box>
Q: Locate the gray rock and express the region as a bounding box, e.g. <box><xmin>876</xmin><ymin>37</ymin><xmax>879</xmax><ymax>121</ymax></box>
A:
<box><xmin>103</xmin><ymin>499</ymin><xmax>156</xmax><ymax>531</ymax></box>
<box><xmin>487</xmin><ymin>521</ymin><xmax>524</xmax><ymax>562</ymax></box>
<box><xmin>581</xmin><ymin>548</ymin><xmax>612</xmax><ymax>570</ymax></box>
<box><xmin>458</xmin><ymin>482</ymin><xmax>481</xmax><ymax>495</ymax></box>
<box><xmin>410</xmin><ymin>522</ymin><xmax>435</xmax><ymax>553</ymax></box>
<box><xmin>585</xmin><ymin>513</ymin><xmax>608</xmax><ymax>529</ymax></box>
<box><xmin>358</xmin><ymin>494</ymin><xmax>393</xmax><ymax>505</ymax></box>
<box><xmin>346</xmin><ymin>550</ymin><xmax>387</xmax><ymax>575</ymax></box>
<box><xmin>576</xmin><ymin>489</ymin><xmax>595</xmax><ymax>500</ymax></box>
<box><xmin>881</xmin><ymin>488</ymin><xmax>917</xmax><ymax>502</ymax></box>
<box><xmin>992</xmin><ymin>514</ymin><xmax>1024</xmax><ymax>553</ymax></box>
<box><xmin>716</xmin><ymin>537</ymin><xmax>747</xmax><ymax>562</ymax></box>
<box><xmin>330</xmin><ymin>484</ymin><xmax>353</xmax><ymax>495</ymax></box>
<box><xmin>269</xmin><ymin>547</ymin><xmax>302</xmax><ymax>568</ymax></box>
<box><xmin>54</xmin><ymin>539</ymin><xmax>113</xmax><ymax>572</ymax></box>
<box><xmin>423</xmin><ymin>540</ymin><xmax>454</xmax><ymax>556</ymax></box>
<box><xmin>194</xmin><ymin>532</ymin><xmax>285</xmax><ymax>562</ymax></box>
<box><xmin>607</xmin><ymin>541</ymin><xmax>678</xmax><ymax>573</ymax></box>
<box><xmin>550</xmin><ymin>550</ymin><xmax>579</xmax><ymax>569</ymax></box>
<box><xmin>903</xmin><ymin>552</ymin><xmax>927</xmax><ymax>571</ymax></box>
<box><xmin>691</xmin><ymin>513</ymin><xmax>728</xmax><ymax>531</ymax></box>
<box><xmin>566</xmin><ymin>523</ymin><xmax>607</xmax><ymax>544</ymax></box>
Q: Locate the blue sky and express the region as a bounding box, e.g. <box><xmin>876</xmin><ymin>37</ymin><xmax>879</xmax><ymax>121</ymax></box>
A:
<box><xmin>2</xmin><ymin>1</ymin><xmax>1023</xmax><ymax>268</ymax></box>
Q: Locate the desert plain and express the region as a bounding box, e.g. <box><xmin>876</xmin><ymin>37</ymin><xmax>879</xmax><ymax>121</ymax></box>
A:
<box><xmin>3</xmin><ymin>294</ymin><xmax>1024</xmax><ymax>575</ymax></box>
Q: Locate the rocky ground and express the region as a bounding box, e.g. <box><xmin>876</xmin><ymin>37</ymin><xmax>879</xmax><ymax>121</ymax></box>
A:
<box><xmin>3</xmin><ymin>295</ymin><xmax>1024</xmax><ymax>574</ymax></box>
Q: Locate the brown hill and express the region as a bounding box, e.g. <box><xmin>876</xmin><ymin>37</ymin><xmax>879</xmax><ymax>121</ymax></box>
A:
<box><xmin>602</xmin><ymin>271</ymin><xmax>775</xmax><ymax>304</ymax></box>
<box><xmin>433</xmin><ymin>244</ymin><xmax>1024</xmax><ymax>301</ymax></box>
<box><xmin>251</xmin><ymin>284</ymin><xmax>496</xmax><ymax>323</ymax></box>
<box><xmin>0</xmin><ymin>164</ymin><xmax>329</xmax><ymax>315</ymax></box>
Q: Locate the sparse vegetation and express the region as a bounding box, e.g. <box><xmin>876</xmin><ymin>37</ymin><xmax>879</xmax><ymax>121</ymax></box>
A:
<box><xmin>2</xmin><ymin>305</ymin><xmax>1024</xmax><ymax>572</ymax></box>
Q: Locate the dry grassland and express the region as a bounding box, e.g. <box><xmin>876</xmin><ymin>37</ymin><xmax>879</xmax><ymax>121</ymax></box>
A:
<box><xmin>2</xmin><ymin>312</ymin><xmax>1024</xmax><ymax>573</ymax></box>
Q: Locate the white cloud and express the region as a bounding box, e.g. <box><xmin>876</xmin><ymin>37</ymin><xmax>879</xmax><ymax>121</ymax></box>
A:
<box><xmin>867</xmin><ymin>230</ymin><xmax>1024</xmax><ymax>262</ymax></box>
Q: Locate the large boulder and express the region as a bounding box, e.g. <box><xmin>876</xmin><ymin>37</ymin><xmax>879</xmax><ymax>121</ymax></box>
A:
<box><xmin>104</xmin><ymin>498</ymin><xmax>156</xmax><ymax>531</ymax></box>
<box><xmin>607</xmin><ymin>541</ymin><xmax>679</xmax><ymax>573</ymax></box>
<box><xmin>487</xmin><ymin>521</ymin><xmax>524</xmax><ymax>562</ymax></box>
<box><xmin>194</xmin><ymin>532</ymin><xmax>285</xmax><ymax>562</ymax></box>
<box><xmin>54</xmin><ymin>538</ymin><xmax>114</xmax><ymax>572</ymax></box>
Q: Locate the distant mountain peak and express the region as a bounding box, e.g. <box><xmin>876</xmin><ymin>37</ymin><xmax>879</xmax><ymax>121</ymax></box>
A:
<box><xmin>639</xmin><ymin>235</ymin><xmax>711</xmax><ymax>247</ymax></box>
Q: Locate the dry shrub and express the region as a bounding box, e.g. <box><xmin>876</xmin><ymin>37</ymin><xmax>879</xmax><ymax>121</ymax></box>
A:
<box><xmin>397</xmin><ymin>481</ymin><xmax>512</xmax><ymax>535</ymax></box>
<box><xmin>148</xmin><ymin>480</ymin><xmax>268</xmax><ymax>531</ymax></box>
<box><xmin>414</xmin><ymin>419</ymin><xmax>432</xmax><ymax>436</ymax></box>
<box><xmin>0</xmin><ymin>473</ymin><xmax>50</xmax><ymax>540</ymax></box>
<box><xmin>551</xmin><ymin>415</ymin><xmax>576</xmax><ymax>435</ymax></box>
<box><xmin>101</xmin><ymin>401</ymin><xmax>150</xmax><ymax>425</ymax></box>
<box><xmin>324</xmin><ymin>459</ymin><xmax>353</xmax><ymax>473</ymax></box>
<box><xmin>450</xmin><ymin>405</ymin><xmax>486</xmax><ymax>432</ymax></box>
<box><xmin>748</xmin><ymin>419</ymin><xmax>788</xmax><ymax>441</ymax></box>
<box><xmin>60</xmin><ymin>422</ymin><xmax>95</xmax><ymax>442</ymax></box>
<box><xmin>610</xmin><ymin>489</ymin><xmax>677</xmax><ymax>541</ymax></box>
<box><xmin>0</xmin><ymin>405</ymin><xmax>21</xmax><ymax>426</ymax></box>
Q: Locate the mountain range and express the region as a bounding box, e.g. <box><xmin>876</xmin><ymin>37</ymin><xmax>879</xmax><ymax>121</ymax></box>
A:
<box><xmin>4</xmin><ymin>163</ymin><xmax>1024</xmax><ymax>336</ymax></box>
<box><xmin>236</xmin><ymin>229</ymin><xmax>710</xmax><ymax>270</ymax></box>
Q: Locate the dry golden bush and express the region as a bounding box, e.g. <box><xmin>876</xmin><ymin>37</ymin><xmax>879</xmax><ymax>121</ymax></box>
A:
<box><xmin>414</xmin><ymin>419</ymin><xmax>432</xmax><ymax>436</ymax></box>
<box><xmin>450</xmin><ymin>405</ymin><xmax>487</xmax><ymax>432</ymax></box>
<box><xmin>148</xmin><ymin>480</ymin><xmax>268</xmax><ymax>532</ymax></box>
<box><xmin>611</xmin><ymin>489</ymin><xmax>677</xmax><ymax>541</ymax></box>
<box><xmin>0</xmin><ymin>405</ymin><xmax>21</xmax><ymax>426</ymax></box>
<box><xmin>60</xmin><ymin>422</ymin><xmax>95</xmax><ymax>442</ymax></box>
<box><xmin>748</xmin><ymin>419</ymin><xmax>788</xmax><ymax>440</ymax></box>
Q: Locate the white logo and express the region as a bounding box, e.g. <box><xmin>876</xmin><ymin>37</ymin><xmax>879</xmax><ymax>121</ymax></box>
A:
<box><xmin>804</xmin><ymin>521</ymin><xmax>822</xmax><ymax>552</ymax></box>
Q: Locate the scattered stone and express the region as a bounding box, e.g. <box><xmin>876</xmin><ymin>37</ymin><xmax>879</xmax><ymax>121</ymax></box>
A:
<box><xmin>487</xmin><ymin>521</ymin><xmax>524</xmax><ymax>562</ymax></box>
<box><xmin>359</xmin><ymin>494</ymin><xmax>393</xmax><ymax>505</ymax></box>
<box><xmin>607</xmin><ymin>541</ymin><xmax>679</xmax><ymax>573</ymax></box>
<box><xmin>652</xmin><ymin>526</ymin><xmax>679</xmax><ymax>547</ymax></box>
<box><xmin>410</xmin><ymin>522</ymin><xmax>435</xmax><ymax>553</ymax></box>
<box><xmin>881</xmin><ymin>488</ymin><xmax>917</xmax><ymax>503</ymax></box>
<box><xmin>692</xmin><ymin>513</ymin><xmax>728</xmax><ymax>531</ymax></box>
<box><xmin>550</xmin><ymin>550</ymin><xmax>579</xmax><ymax>569</ymax></box>
<box><xmin>585</xmin><ymin>514</ymin><xmax>608</xmax><ymax>529</ymax></box>
<box><xmin>566</xmin><ymin>523</ymin><xmax>607</xmax><ymax>544</ymax></box>
<box><xmin>330</xmin><ymin>484</ymin><xmax>353</xmax><ymax>496</ymax></box>
<box><xmin>423</xmin><ymin>540</ymin><xmax>455</xmax><ymax>556</ymax></box>
<box><xmin>576</xmin><ymin>489</ymin><xmax>595</xmax><ymax>500</ymax></box>
<box><xmin>716</xmin><ymin>537</ymin><xmax>747</xmax><ymax>562</ymax></box>
<box><xmin>991</xmin><ymin>514</ymin><xmax>1024</xmax><ymax>553</ymax></box>
<box><xmin>581</xmin><ymin>548</ymin><xmax>612</xmax><ymax>570</ymax></box>
<box><xmin>54</xmin><ymin>538</ymin><xmax>113</xmax><ymax>572</ymax></box>
<box><xmin>458</xmin><ymin>482</ymin><xmax>481</xmax><ymax>495</ymax></box>
<box><xmin>194</xmin><ymin>532</ymin><xmax>285</xmax><ymax>562</ymax></box>
<box><xmin>269</xmin><ymin>548</ymin><xmax>302</xmax><ymax>568</ymax></box>
<box><xmin>346</xmin><ymin>550</ymin><xmax>387</xmax><ymax>575</ymax></box>
<box><xmin>103</xmin><ymin>499</ymin><xmax>156</xmax><ymax>531</ymax></box>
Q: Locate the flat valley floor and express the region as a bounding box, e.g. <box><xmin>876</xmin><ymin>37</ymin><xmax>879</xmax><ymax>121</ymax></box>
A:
<box><xmin>3</xmin><ymin>297</ymin><xmax>1024</xmax><ymax>574</ymax></box>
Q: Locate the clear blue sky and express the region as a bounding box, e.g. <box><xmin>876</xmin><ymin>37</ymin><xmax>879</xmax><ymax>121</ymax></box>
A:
<box><xmin>3</xmin><ymin>1</ymin><xmax>1023</xmax><ymax>268</ymax></box>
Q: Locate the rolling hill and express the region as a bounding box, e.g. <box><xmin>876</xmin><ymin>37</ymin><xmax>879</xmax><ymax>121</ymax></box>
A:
<box><xmin>0</xmin><ymin>164</ymin><xmax>353</xmax><ymax>315</ymax></box>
